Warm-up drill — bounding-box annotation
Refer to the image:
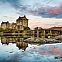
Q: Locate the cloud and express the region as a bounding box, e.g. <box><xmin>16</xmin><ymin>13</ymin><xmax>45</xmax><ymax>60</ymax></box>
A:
<box><xmin>0</xmin><ymin>1</ymin><xmax>20</xmax><ymax>23</ymax></box>
<box><xmin>0</xmin><ymin>0</ymin><xmax>62</xmax><ymax>18</ymax></box>
<box><xmin>29</xmin><ymin>5</ymin><xmax>62</xmax><ymax>18</ymax></box>
<box><xmin>9</xmin><ymin>0</ymin><xmax>62</xmax><ymax>18</ymax></box>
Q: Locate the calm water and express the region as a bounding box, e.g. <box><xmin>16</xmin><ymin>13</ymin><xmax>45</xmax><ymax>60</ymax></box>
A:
<box><xmin>0</xmin><ymin>38</ymin><xmax>62</xmax><ymax>62</ymax></box>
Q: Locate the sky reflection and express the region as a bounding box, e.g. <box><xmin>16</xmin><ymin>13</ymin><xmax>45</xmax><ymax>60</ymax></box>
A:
<box><xmin>0</xmin><ymin>42</ymin><xmax>62</xmax><ymax>62</ymax></box>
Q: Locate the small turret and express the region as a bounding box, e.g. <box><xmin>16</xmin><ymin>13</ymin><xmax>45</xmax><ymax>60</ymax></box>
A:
<box><xmin>24</xmin><ymin>15</ymin><xmax>26</xmax><ymax>18</ymax></box>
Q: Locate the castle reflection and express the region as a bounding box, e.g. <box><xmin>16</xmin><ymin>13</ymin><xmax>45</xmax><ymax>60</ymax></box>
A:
<box><xmin>1</xmin><ymin>37</ymin><xmax>28</xmax><ymax>51</ymax></box>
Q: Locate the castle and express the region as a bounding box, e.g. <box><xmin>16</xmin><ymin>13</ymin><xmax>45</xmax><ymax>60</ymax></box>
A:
<box><xmin>1</xmin><ymin>15</ymin><xmax>62</xmax><ymax>39</ymax></box>
<box><xmin>1</xmin><ymin>15</ymin><xmax>28</xmax><ymax>30</ymax></box>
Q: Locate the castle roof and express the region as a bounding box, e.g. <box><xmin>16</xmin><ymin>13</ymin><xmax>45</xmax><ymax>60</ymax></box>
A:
<box><xmin>16</xmin><ymin>15</ymin><xmax>28</xmax><ymax>22</ymax></box>
<box><xmin>1</xmin><ymin>21</ymin><xmax>9</xmax><ymax>24</ymax></box>
<box><xmin>19</xmin><ymin>15</ymin><xmax>26</xmax><ymax>19</ymax></box>
<box><xmin>48</xmin><ymin>27</ymin><xmax>62</xmax><ymax>30</ymax></box>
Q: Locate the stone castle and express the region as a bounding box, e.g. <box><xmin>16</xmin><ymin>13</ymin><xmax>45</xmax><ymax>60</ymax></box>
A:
<box><xmin>1</xmin><ymin>15</ymin><xmax>28</xmax><ymax>30</ymax></box>
<box><xmin>1</xmin><ymin>15</ymin><xmax>62</xmax><ymax>39</ymax></box>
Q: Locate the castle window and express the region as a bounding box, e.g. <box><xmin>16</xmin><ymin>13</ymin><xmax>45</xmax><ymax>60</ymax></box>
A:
<box><xmin>18</xmin><ymin>26</ymin><xmax>20</xmax><ymax>29</ymax></box>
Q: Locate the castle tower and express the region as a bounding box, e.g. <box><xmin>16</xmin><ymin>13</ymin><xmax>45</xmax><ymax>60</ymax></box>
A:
<box><xmin>16</xmin><ymin>15</ymin><xmax>28</xmax><ymax>30</ymax></box>
<box><xmin>1</xmin><ymin>21</ymin><xmax>10</xmax><ymax>30</ymax></box>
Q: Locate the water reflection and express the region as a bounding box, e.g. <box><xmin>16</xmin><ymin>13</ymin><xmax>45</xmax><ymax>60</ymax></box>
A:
<box><xmin>1</xmin><ymin>37</ymin><xmax>28</xmax><ymax>50</ymax></box>
<box><xmin>16</xmin><ymin>42</ymin><xmax>28</xmax><ymax>50</ymax></box>
<box><xmin>0</xmin><ymin>37</ymin><xmax>62</xmax><ymax>62</ymax></box>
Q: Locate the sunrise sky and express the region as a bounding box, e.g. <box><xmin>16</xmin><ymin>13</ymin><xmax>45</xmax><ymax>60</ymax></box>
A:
<box><xmin>0</xmin><ymin>0</ymin><xmax>62</xmax><ymax>29</ymax></box>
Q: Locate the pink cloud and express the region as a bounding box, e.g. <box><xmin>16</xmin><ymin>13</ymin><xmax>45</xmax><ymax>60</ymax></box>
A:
<box><xmin>29</xmin><ymin>21</ymin><xmax>51</xmax><ymax>29</ymax></box>
<box><xmin>28</xmin><ymin>19</ymin><xmax>62</xmax><ymax>29</ymax></box>
<box><xmin>48</xmin><ymin>6</ymin><xmax>62</xmax><ymax>15</ymax></box>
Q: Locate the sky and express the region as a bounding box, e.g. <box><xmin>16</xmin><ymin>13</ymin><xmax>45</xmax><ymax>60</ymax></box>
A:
<box><xmin>0</xmin><ymin>0</ymin><xmax>62</xmax><ymax>29</ymax></box>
